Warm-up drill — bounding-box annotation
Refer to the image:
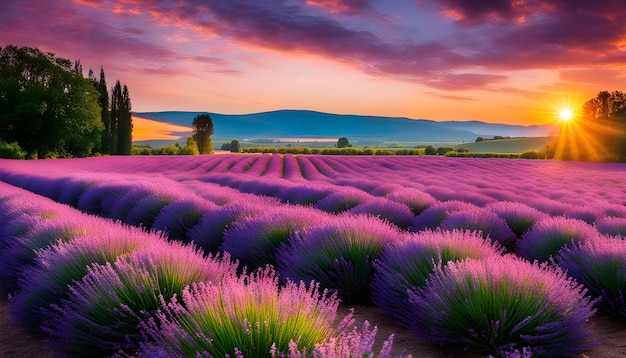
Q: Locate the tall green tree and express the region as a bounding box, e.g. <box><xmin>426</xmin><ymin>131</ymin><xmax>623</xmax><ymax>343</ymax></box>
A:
<box><xmin>0</xmin><ymin>45</ymin><xmax>102</xmax><ymax>158</ymax></box>
<box><xmin>336</xmin><ymin>137</ymin><xmax>350</xmax><ymax>148</ymax></box>
<box><xmin>109</xmin><ymin>80</ymin><xmax>132</xmax><ymax>155</ymax></box>
<box><xmin>98</xmin><ymin>67</ymin><xmax>111</xmax><ymax>154</ymax></box>
<box><xmin>118</xmin><ymin>84</ymin><xmax>132</xmax><ymax>155</ymax></box>
<box><xmin>192</xmin><ymin>114</ymin><xmax>214</xmax><ymax>154</ymax></box>
<box><xmin>110</xmin><ymin>80</ymin><xmax>121</xmax><ymax>153</ymax></box>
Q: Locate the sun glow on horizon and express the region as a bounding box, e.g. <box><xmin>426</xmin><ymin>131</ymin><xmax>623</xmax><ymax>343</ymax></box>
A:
<box><xmin>559</xmin><ymin>108</ymin><xmax>575</xmax><ymax>122</ymax></box>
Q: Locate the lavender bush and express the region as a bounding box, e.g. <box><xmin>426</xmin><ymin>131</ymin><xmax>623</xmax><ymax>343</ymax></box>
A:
<box><xmin>125</xmin><ymin>194</ymin><xmax>177</xmax><ymax>230</ymax></box>
<box><xmin>76</xmin><ymin>182</ymin><xmax>133</xmax><ymax>215</ymax></box>
<box><xmin>0</xmin><ymin>215</ymin><xmax>104</xmax><ymax>295</ymax></box>
<box><xmin>386</xmin><ymin>188</ymin><xmax>436</xmax><ymax>215</ymax></box>
<box><xmin>315</xmin><ymin>188</ymin><xmax>372</xmax><ymax>213</ymax></box>
<box><xmin>44</xmin><ymin>243</ymin><xmax>238</xmax><ymax>356</ymax></box>
<box><xmin>595</xmin><ymin>216</ymin><xmax>626</xmax><ymax>237</ymax></box>
<box><xmin>372</xmin><ymin>229</ymin><xmax>502</xmax><ymax>327</ymax></box>
<box><xmin>221</xmin><ymin>206</ymin><xmax>330</xmax><ymax>269</ymax></box>
<box><xmin>516</xmin><ymin>217</ymin><xmax>600</xmax><ymax>263</ymax></box>
<box><xmin>186</xmin><ymin>201</ymin><xmax>266</xmax><ymax>254</ymax></box>
<box><xmin>410</xmin><ymin>200</ymin><xmax>478</xmax><ymax>232</ymax></box>
<box><xmin>152</xmin><ymin>197</ymin><xmax>218</xmax><ymax>242</ymax></box>
<box><xmin>10</xmin><ymin>224</ymin><xmax>169</xmax><ymax>335</ymax></box>
<box><xmin>108</xmin><ymin>185</ymin><xmax>156</xmax><ymax>221</ymax></box>
<box><xmin>137</xmin><ymin>267</ymin><xmax>340</xmax><ymax>357</ymax></box>
<box><xmin>349</xmin><ymin>198</ymin><xmax>415</xmax><ymax>230</ymax></box>
<box><xmin>440</xmin><ymin>208</ymin><xmax>517</xmax><ymax>250</ymax></box>
<box><xmin>408</xmin><ymin>255</ymin><xmax>596</xmax><ymax>357</ymax></box>
<box><xmin>486</xmin><ymin>201</ymin><xmax>548</xmax><ymax>238</ymax></box>
<box><xmin>276</xmin><ymin>183</ymin><xmax>333</xmax><ymax>206</ymax></box>
<box><xmin>557</xmin><ymin>236</ymin><xmax>626</xmax><ymax>319</ymax></box>
<box><xmin>277</xmin><ymin>215</ymin><xmax>400</xmax><ymax>303</ymax></box>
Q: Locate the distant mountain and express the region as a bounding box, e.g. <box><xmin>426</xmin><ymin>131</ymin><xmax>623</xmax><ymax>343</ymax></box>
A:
<box><xmin>133</xmin><ymin>110</ymin><xmax>556</xmax><ymax>146</ymax></box>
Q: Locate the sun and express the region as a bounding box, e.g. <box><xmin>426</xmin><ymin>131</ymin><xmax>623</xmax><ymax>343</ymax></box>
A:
<box><xmin>559</xmin><ymin>108</ymin><xmax>574</xmax><ymax>122</ymax></box>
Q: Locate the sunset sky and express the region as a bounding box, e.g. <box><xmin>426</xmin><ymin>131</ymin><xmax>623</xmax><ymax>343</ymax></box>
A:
<box><xmin>1</xmin><ymin>0</ymin><xmax>625</xmax><ymax>125</ymax></box>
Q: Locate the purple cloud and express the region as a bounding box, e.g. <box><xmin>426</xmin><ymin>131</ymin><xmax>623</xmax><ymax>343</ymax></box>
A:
<box><xmin>1</xmin><ymin>0</ymin><xmax>624</xmax><ymax>92</ymax></box>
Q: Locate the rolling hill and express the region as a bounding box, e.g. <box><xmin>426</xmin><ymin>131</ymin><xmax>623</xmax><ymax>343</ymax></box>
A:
<box><xmin>133</xmin><ymin>110</ymin><xmax>557</xmax><ymax>147</ymax></box>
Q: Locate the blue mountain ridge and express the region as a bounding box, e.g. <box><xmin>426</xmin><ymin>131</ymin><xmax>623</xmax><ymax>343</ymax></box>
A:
<box><xmin>134</xmin><ymin>109</ymin><xmax>556</xmax><ymax>146</ymax></box>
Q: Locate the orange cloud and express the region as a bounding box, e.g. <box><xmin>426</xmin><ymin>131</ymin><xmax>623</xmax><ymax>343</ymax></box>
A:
<box><xmin>132</xmin><ymin>116</ymin><xmax>192</xmax><ymax>141</ymax></box>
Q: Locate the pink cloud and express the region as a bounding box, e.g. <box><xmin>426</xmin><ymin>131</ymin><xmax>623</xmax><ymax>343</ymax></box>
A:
<box><xmin>1</xmin><ymin>0</ymin><xmax>624</xmax><ymax>95</ymax></box>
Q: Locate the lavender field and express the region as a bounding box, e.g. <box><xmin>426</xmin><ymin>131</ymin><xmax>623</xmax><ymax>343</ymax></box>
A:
<box><xmin>1</xmin><ymin>154</ymin><xmax>626</xmax><ymax>357</ymax></box>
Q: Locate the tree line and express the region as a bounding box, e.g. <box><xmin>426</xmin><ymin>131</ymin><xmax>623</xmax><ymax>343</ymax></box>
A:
<box><xmin>0</xmin><ymin>45</ymin><xmax>132</xmax><ymax>159</ymax></box>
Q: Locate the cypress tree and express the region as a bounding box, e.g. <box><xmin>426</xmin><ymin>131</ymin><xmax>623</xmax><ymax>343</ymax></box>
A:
<box><xmin>118</xmin><ymin>84</ymin><xmax>132</xmax><ymax>155</ymax></box>
<box><xmin>110</xmin><ymin>80</ymin><xmax>121</xmax><ymax>154</ymax></box>
<box><xmin>98</xmin><ymin>67</ymin><xmax>111</xmax><ymax>154</ymax></box>
<box><xmin>110</xmin><ymin>80</ymin><xmax>132</xmax><ymax>155</ymax></box>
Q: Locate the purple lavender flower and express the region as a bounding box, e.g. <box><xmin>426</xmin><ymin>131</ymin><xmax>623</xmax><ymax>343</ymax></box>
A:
<box><xmin>282</xmin><ymin>154</ymin><xmax>305</xmax><ymax>181</ymax></box>
<box><xmin>296</xmin><ymin>155</ymin><xmax>330</xmax><ymax>181</ymax></box>
<box><xmin>315</xmin><ymin>187</ymin><xmax>373</xmax><ymax>213</ymax></box>
<box><xmin>9</xmin><ymin>224</ymin><xmax>169</xmax><ymax>335</ymax></box>
<box><xmin>152</xmin><ymin>197</ymin><xmax>218</xmax><ymax>242</ymax></box>
<box><xmin>386</xmin><ymin>188</ymin><xmax>436</xmax><ymax>215</ymax></box>
<box><xmin>372</xmin><ymin>229</ymin><xmax>502</xmax><ymax>327</ymax></box>
<box><xmin>595</xmin><ymin>216</ymin><xmax>626</xmax><ymax>237</ymax></box>
<box><xmin>1</xmin><ymin>214</ymin><xmax>105</xmax><ymax>296</ymax></box>
<box><xmin>125</xmin><ymin>194</ymin><xmax>177</xmax><ymax>230</ymax></box>
<box><xmin>565</xmin><ymin>206</ymin><xmax>607</xmax><ymax>224</ymax></box>
<box><xmin>76</xmin><ymin>182</ymin><xmax>133</xmax><ymax>216</ymax></box>
<box><xmin>57</xmin><ymin>176</ymin><xmax>97</xmax><ymax>206</ymax></box>
<box><xmin>517</xmin><ymin>217</ymin><xmax>600</xmax><ymax>263</ymax></box>
<box><xmin>221</xmin><ymin>206</ymin><xmax>331</xmax><ymax>268</ymax></box>
<box><xmin>136</xmin><ymin>267</ymin><xmax>384</xmax><ymax>358</ymax></box>
<box><xmin>349</xmin><ymin>198</ymin><xmax>415</xmax><ymax>230</ymax></box>
<box><xmin>262</xmin><ymin>153</ymin><xmax>285</xmax><ymax>178</ymax></box>
<box><xmin>276</xmin><ymin>183</ymin><xmax>334</xmax><ymax>206</ymax></box>
<box><xmin>556</xmin><ymin>236</ymin><xmax>626</xmax><ymax>318</ymax></box>
<box><xmin>486</xmin><ymin>201</ymin><xmax>548</xmax><ymax>237</ymax></box>
<box><xmin>243</xmin><ymin>153</ymin><xmax>271</xmax><ymax>176</ymax></box>
<box><xmin>440</xmin><ymin>208</ymin><xmax>517</xmax><ymax>250</ymax></box>
<box><xmin>186</xmin><ymin>200</ymin><xmax>266</xmax><ymax>254</ymax></box>
<box><xmin>44</xmin><ymin>243</ymin><xmax>238</xmax><ymax>356</ymax></box>
<box><xmin>108</xmin><ymin>185</ymin><xmax>155</xmax><ymax>221</ymax></box>
<box><xmin>276</xmin><ymin>215</ymin><xmax>401</xmax><ymax>303</ymax></box>
<box><xmin>408</xmin><ymin>255</ymin><xmax>596</xmax><ymax>356</ymax></box>
<box><xmin>410</xmin><ymin>200</ymin><xmax>478</xmax><ymax>232</ymax></box>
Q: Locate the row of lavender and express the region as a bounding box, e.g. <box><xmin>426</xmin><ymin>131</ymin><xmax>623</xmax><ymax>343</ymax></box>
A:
<box><xmin>1</xmin><ymin>156</ymin><xmax>626</xmax><ymax>356</ymax></box>
<box><xmin>0</xmin><ymin>181</ymin><xmax>396</xmax><ymax>357</ymax></box>
<box><xmin>6</xmin><ymin>154</ymin><xmax>625</xmax><ymax>225</ymax></box>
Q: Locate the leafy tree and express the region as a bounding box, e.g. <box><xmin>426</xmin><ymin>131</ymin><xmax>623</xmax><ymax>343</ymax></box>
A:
<box><xmin>436</xmin><ymin>146</ymin><xmax>454</xmax><ymax>155</ymax></box>
<box><xmin>0</xmin><ymin>139</ymin><xmax>26</xmax><ymax>159</ymax></box>
<box><xmin>0</xmin><ymin>45</ymin><xmax>103</xmax><ymax>158</ymax></box>
<box><xmin>192</xmin><ymin>114</ymin><xmax>214</xmax><ymax>154</ymax></box>
<box><xmin>475</xmin><ymin>137</ymin><xmax>484</xmax><ymax>142</ymax></box>
<box><xmin>336</xmin><ymin>137</ymin><xmax>350</xmax><ymax>148</ymax></box>
<box><xmin>179</xmin><ymin>136</ymin><xmax>199</xmax><ymax>155</ymax></box>
<box><xmin>424</xmin><ymin>145</ymin><xmax>436</xmax><ymax>155</ymax></box>
<box><xmin>220</xmin><ymin>142</ymin><xmax>231</xmax><ymax>151</ymax></box>
<box><xmin>155</xmin><ymin>145</ymin><xmax>180</xmax><ymax>155</ymax></box>
<box><xmin>520</xmin><ymin>150</ymin><xmax>541</xmax><ymax>159</ymax></box>
<box><xmin>229</xmin><ymin>139</ymin><xmax>241</xmax><ymax>153</ymax></box>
